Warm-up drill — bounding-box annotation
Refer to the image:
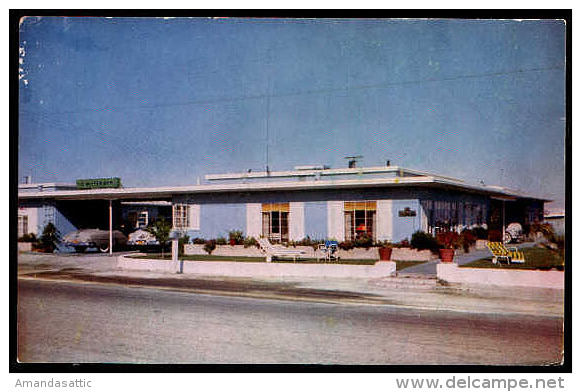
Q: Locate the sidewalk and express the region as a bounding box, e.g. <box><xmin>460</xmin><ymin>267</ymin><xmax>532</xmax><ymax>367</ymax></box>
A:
<box><xmin>17</xmin><ymin>252</ymin><xmax>564</xmax><ymax>318</ymax></box>
<box><xmin>397</xmin><ymin>247</ymin><xmax>494</xmax><ymax>275</ymax></box>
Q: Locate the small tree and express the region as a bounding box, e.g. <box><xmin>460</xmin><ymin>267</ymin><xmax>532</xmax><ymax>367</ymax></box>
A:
<box><xmin>146</xmin><ymin>218</ymin><xmax>171</xmax><ymax>257</ymax></box>
<box><xmin>178</xmin><ymin>233</ymin><xmax>190</xmax><ymax>256</ymax></box>
<box><xmin>39</xmin><ymin>223</ymin><xmax>60</xmax><ymax>253</ymax></box>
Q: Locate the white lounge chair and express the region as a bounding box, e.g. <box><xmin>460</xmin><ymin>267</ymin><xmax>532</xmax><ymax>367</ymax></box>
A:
<box><xmin>257</xmin><ymin>237</ymin><xmax>307</xmax><ymax>262</ymax></box>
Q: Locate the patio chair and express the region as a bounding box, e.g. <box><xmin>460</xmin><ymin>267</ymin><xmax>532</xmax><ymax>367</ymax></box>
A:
<box><xmin>257</xmin><ymin>237</ymin><xmax>307</xmax><ymax>262</ymax></box>
<box><xmin>317</xmin><ymin>240</ymin><xmax>339</xmax><ymax>262</ymax></box>
<box><xmin>487</xmin><ymin>242</ymin><xmax>525</xmax><ymax>265</ymax></box>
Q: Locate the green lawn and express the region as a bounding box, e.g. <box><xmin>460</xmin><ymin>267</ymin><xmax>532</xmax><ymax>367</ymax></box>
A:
<box><xmin>461</xmin><ymin>246</ymin><xmax>564</xmax><ymax>270</ymax></box>
<box><xmin>129</xmin><ymin>253</ymin><xmax>424</xmax><ymax>268</ymax></box>
<box><xmin>394</xmin><ymin>260</ymin><xmax>429</xmax><ymax>271</ymax></box>
<box><xmin>130</xmin><ymin>253</ymin><xmax>378</xmax><ymax>265</ymax></box>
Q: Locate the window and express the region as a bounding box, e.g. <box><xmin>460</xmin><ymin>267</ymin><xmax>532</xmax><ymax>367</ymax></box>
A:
<box><xmin>344</xmin><ymin>201</ymin><xmax>376</xmax><ymax>241</ymax></box>
<box><xmin>262</xmin><ymin>203</ymin><xmax>289</xmax><ymax>242</ymax></box>
<box><xmin>398</xmin><ymin>207</ymin><xmax>417</xmax><ymax>217</ymax></box>
<box><xmin>421</xmin><ymin>200</ymin><xmax>487</xmax><ymax>234</ymax></box>
<box><xmin>173</xmin><ymin>204</ymin><xmax>189</xmax><ymax>229</ymax></box>
<box><xmin>18</xmin><ymin>215</ymin><xmax>28</xmax><ymax>237</ymax></box>
<box><xmin>136</xmin><ymin>211</ymin><xmax>149</xmax><ymax>228</ymax></box>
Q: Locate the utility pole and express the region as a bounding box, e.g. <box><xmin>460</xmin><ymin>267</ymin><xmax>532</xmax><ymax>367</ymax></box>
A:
<box><xmin>109</xmin><ymin>200</ymin><xmax>113</xmax><ymax>256</ymax></box>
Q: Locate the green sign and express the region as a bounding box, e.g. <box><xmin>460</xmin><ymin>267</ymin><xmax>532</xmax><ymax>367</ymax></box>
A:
<box><xmin>76</xmin><ymin>177</ymin><xmax>121</xmax><ymax>189</ymax></box>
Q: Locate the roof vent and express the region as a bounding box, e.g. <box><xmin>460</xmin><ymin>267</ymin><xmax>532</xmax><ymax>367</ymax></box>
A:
<box><xmin>344</xmin><ymin>155</ymin><xmax>363</xmax><ymax>168</ymax></box>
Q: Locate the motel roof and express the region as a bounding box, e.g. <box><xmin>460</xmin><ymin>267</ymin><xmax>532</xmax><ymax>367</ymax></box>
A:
<box><xmin>17</xmin><ymin>166</ymin><xmax>550</xmax><ymax>203</ymax></box>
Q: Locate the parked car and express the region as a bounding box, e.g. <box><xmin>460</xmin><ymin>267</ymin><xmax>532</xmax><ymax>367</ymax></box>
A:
<box><xmin>127</xmin><ymin>229</ymin><xmax>159</xmax><ymax>251</ymax></box>
<box><xmin>62</xmin><ymin>229</ymin><xmax>127</xmax><ymax>253</ymax></box>
<box><xmin>504</xmin><ymin>222</ymin><xmax>524</xmax><ymax>243</ymax></box>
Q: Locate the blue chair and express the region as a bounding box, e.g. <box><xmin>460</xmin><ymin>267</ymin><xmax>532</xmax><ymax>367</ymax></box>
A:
<box><xmin>318</xmin><ymin>240</ymin><xmax>339</xmax><ymax>262</ymax></box>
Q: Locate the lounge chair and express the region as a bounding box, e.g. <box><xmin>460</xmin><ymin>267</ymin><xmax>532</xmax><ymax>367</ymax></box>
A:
<box><xmin>257</xmin><ymin>237</ymin><xmax>307</xmax><ymax>262</ymax></box>
<box><xmin>486</xmin><ymin>242</ymin><xmax>525</xmax><ymax>264</ymax></box>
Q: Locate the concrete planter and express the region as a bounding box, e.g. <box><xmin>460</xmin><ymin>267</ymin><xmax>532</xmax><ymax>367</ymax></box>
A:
<box><xmin>390</xmin><ymin>248</ymin><xmax>438</xmax><ymax>261</ymax></box>
<box><xmin>337</xmin><ymin>247</ymin><xmax>379</xmax><ymax>260</ymax></box>
<box><xmin>184</xmin><ymin>244</ymin><xmax>207</xmax><ymax>255</ymax></box>
<box><xmin>184</xmin><ymin>244</ymin><xmax>316</xmax><ymax>258</ymax></box>
<box><xmin>475</xmin><ymin>239</ymin><xmax>488</xmax><ymax>250</ymax></box>
<box><xmin>211</xmin><ymin>245</ymin><xmax>264</xmax><ymax>257</ymax></box>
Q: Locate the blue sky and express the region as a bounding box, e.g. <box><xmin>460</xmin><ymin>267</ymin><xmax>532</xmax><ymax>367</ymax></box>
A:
<box><xmin>18</xmin><ymin>17</ymin><xmax>566</xmax><ymax>209</ymax></box>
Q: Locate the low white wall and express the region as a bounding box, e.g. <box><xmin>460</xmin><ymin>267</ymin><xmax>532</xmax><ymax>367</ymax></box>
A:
<box><xmin>117</xmin><ymin>255</ymin><xmax>396</xmax><ymax>278</ymax></box>
<box><xmin>437</xmin><ymin>263</ymin><xmax>564</xmax><ymax>289</ymax></box>
<box><xmin>184</xmin><ymin>244</ymin><xmax>315</xmax><ymax>258</ymax></box>
<box><xmin>337</xmin><ymin>248</ymin><xmax>379</xmax><ymax>260</ymax></box>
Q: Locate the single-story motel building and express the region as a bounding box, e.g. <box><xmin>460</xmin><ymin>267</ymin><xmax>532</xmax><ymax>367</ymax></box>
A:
<box><xmin>17</xmin><ymin>165</ymin><xmax>548</xmax><ymax>250</ymax></box>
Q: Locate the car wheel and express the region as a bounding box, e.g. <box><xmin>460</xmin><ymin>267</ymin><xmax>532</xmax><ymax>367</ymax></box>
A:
<box><xmin>99</xmin><ymin>244</ymin><xmax>110</xmax><ymax>253</ymax></box>
<box><xmin>503</xmin><ymin>232</ymin><xmax>513</xmax><ymax>244</ymax></box>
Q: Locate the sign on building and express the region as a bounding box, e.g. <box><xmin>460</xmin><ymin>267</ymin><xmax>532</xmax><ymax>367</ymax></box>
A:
<box><xmin>76</xmin><ymin>177</ymin><xmax>122</xmax><ymax>189</ymax></box>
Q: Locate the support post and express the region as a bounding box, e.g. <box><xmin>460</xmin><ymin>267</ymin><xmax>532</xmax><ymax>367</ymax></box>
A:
<box><xmin>170</xmin><ymin>230</ymin><xmax>181</xmax><ymax>273</ymax></box>
<box><xmin>502</xmin><ymin>200</ymin><xmax>506</xmax><ymax>244</ymax></box>
<box><xmin>109</xmin><ymin>200</ymin><xmax>113</xmax><ymax>256</ymax></box>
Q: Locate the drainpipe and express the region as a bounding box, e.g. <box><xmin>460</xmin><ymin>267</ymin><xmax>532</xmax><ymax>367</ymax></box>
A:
<box><xmin>109</xmin><ymin>200</ymin><xmax>113</xmax><ymax>256</ymax></box>
<box><xmin>502</xmin><ymin>200</ymin><xmax>506</xmax><ymax>244</ymax></box>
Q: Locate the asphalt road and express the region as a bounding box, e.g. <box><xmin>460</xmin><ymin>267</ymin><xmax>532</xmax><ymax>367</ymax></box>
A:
<box><xmin>17</xmin><ymin>279</ymin><xmax>564</xmax><ymax>365</ymax></box>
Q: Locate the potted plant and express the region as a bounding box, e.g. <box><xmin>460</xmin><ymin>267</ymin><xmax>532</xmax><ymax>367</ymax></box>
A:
<box><xmin>436</xmin><ymin>231</ymin><xmax>460</xmax><ymax>262</ymax></box>
<box><xmin>377</xmin><ymin>241</ymin><xmax>393</xmax><ymax>261</ymax></box>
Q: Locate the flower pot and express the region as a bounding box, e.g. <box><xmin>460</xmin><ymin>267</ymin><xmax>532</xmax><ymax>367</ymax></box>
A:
<box><xmin>378</xmin><ymin>247</ymin><xmax>393</xmax><ymax>261</ymax></box>
<box><xmin>439</xmin><ymin>248</ymin><xmax>455</xmax><ymax>263</ymax></box>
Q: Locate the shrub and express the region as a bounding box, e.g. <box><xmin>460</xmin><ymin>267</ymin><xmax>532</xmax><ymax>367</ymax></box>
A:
<box><xmin>192</xmin><ymin>237</ymin><xmax>206</xmax><ymax>245</ymax></box>
<box><xmin>204</xmin><ymin>239</ymin><xmax>217</xmax><ymax>255</ymax></box>
<box><xmin>338</xmin><ymin>241</ymin><xmax>354</xmax><ymax>250</ymax></box>
<box><xmin>471</xmin><ymin>226</ymin><xmax>488</xmax><ymax>240</ymax></box>
<box><xmin>294</xmin><ymin>236</ymin><xmax>321</xmax><ymax>250</ymax></box>
<box><xmin>18</xmin><ymin>233</ymin><xmax>37</xmax><ymax>243</ymax></box>
<box><xmin>436</xmin><ymin>231</ymin><xmax>461</xmax><ymax>249</ymax></box>
<box><xmin>410</xmin><ymin>231</ymin><xmax>440</xmax><ymax>253</ymax></box>
<box><xmin>353</xmin><ymin>234</ymin><xmax>374</xmax><ymax>249</ymax></box>
<box><xmin>216</xmin><ymin>236</ymin><xmax>227</xmax><ymax>245</ymax></box>
<box><xmin>459</xmin><ymin>230</ymin><xmax>477</xmax><ymax>252</ymax></box>
<box><xmin>396</xmin><ymin>239</ymin><xmax>410</xmax><ymax>248</ymax></box>
<box><xmin>375</xmin><ymin>240</ymin><xmax>393</xmax><ymax>248</ymax></box>
<box><xmin>228</xmin><ymin>230</ymin><xmax>244</xmax><ymax>245</ymax></box>
<box><xmin>243</xmin><ymin>236</ymin><xmax>258</xmax><ymax>248</ymax></box>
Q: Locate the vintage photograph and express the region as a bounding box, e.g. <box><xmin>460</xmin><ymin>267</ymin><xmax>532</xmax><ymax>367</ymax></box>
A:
<box><xmin>15</xmin><ymin>15</ymin><xmax>567</xmax><ymax>367</ymax></box>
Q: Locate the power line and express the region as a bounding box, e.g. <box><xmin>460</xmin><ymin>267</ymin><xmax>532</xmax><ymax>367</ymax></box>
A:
<box><xmin>19</xmin><ymin>64</ymin><xmax>563</xmax><ymax>117</ymax></box>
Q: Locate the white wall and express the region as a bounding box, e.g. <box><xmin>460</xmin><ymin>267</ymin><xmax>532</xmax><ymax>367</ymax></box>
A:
<box><xmin>246</xmin><ymin>203</ymin><xmax>262</xmax><ymax>238</ymax></box>
<box><xmin>327</xmin><ymin>201</ymin><xmax>344</xmax><ymax>241</ymax></box>
<box><xmin>289</xmin><ymin>202</ymin><xmax>305</xmax><ymax>241</ymax></box>
<box><xmin>376</xmin><ymin>200</ymin><xmax>393</xmax><ymax>241</ymax></box>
